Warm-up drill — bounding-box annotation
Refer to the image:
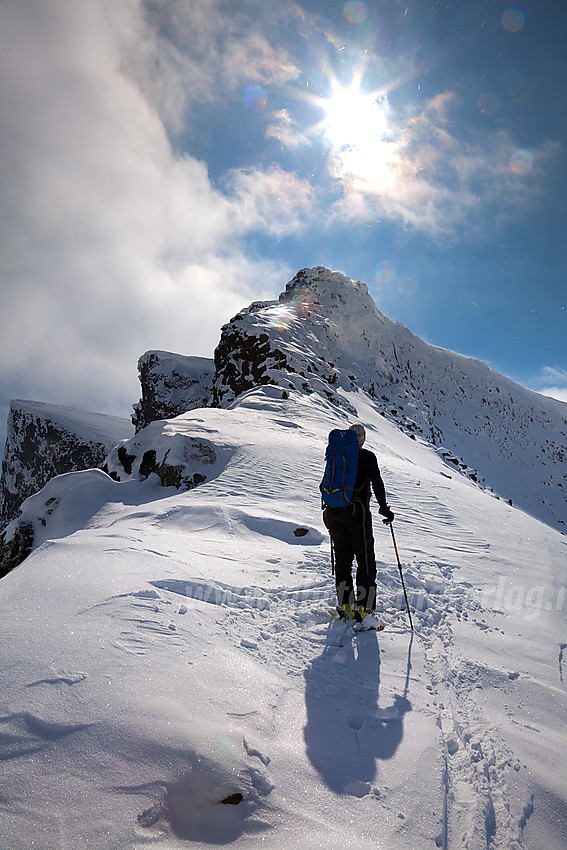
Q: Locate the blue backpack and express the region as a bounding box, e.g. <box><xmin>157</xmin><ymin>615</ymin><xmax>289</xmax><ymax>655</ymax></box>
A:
<box><xmin>321</xmin><ymin>429</ymin><xmax>360</xmax><ymax>507</ymax></box>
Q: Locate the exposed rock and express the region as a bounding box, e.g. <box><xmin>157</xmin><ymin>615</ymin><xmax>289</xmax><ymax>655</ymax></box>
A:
<box><xmin>103</xmin><ymin>417</ymin><xmax>232</xmax><ymax>491</ymax></box>
<box><xmin>0</xmin><ymin>521</ymin><xmax>34</xmax><ymax>579</ymax></box>
<box><xmin>0</xmin><ymin>401</ymin><xmax>132</xmax><ymax>530</ymax></box>
<box><xmin>132</xmin><ymin>351</ymin><xmax>214</xmax><ymax>432</ymax></box>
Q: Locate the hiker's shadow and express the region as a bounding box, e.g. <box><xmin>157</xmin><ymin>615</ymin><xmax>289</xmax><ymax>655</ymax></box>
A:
<box><xmin>303</xmin><ymin>624</ymin><xmax>412</xmax><ymax>796</ymax></box>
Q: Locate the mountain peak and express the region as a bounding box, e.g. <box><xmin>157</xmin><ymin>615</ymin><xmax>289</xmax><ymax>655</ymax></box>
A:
<box><xmin>212</xmin><ymin>266</ymin><xmax>566</xmax><ymax>531</ymax></box>
<box><xmin>280</xmin><ymin>265</ymin><xmax>374</xmax><ymax>306</ymax></box>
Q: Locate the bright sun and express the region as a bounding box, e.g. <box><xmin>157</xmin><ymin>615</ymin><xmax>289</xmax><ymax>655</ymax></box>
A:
<box><xmin>318</xmin><ymin>78</ymin><xmax>399</xmax><ymax>190</ymax></box>
<box><xmin>322</xmin><ymin>79</ymin><xmax>387</xmax><ymax>147</ymax></box>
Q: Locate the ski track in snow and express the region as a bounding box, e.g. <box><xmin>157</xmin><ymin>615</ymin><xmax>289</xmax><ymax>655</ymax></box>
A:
<box><xmin>1</xmin><ymin>389</ymin><xmax>565</xmax><ymax>849</ymax></box>
<box><xmin>83</xmin><ymin>507</ymin><xmax>535</xmax><ymax>850</ymax></box>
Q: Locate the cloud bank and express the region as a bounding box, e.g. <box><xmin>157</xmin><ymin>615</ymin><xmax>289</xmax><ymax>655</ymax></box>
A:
<box><xmin>0</xmin><ymin>0</ymin><xmax>310</xmax><ymax>433</ymax></box>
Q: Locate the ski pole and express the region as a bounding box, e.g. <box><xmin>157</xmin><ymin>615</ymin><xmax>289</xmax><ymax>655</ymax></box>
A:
<box><xmin>389</xmin><ymin>524</ymin><xmax>414</xmax><ymax>631</ymax></box>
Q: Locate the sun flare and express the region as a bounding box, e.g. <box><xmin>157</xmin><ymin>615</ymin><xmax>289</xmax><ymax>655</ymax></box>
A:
<box><xmin>318</xmin><ymin>78</ymin><xmax>399</xmax><ymax>190</ymax></box>
<box><xmin>322</xmin><ymin>79</ymin><xmax>387</xmax><ymax>147</ymax></box>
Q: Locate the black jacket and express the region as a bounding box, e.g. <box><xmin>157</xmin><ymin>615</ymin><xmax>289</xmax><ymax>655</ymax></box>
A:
<box><xmin>355</xmin><ymin>448</ymin><xmax>388</xmax><ymax>511</ymax></box>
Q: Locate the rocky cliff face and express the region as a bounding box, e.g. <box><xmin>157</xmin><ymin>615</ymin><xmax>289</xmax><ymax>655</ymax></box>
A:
<box><xmin>132</xmin><ymin>351</ymin><xmax>214</xmax><ymax>432</ymax></box>
<box><xmin>0</xmin><ymin>401</ymin><xmax>131</xmax><ymax>529</ymax></box>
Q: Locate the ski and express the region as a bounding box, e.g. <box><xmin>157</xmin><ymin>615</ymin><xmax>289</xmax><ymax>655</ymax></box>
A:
<box><xmin>354</xmin><ymin>622</ymin><xmax>385</xmax><ymax>633</ymax></box>
<box><xmin>329</xmin><ymin>607</ymin><xmax>385</xmax><ymax>632</ymax></box>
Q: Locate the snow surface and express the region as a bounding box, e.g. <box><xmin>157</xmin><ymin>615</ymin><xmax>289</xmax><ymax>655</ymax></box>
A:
<box><xmin>0</xmin><ymin>384</ymin><xmax>565</xmax><ymax>849</ymax></box>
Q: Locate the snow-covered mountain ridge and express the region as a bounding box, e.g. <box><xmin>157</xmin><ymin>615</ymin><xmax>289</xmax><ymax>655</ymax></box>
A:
<box><xmin>0</xmin><ymin>384</ymin><xmax>565</xmax><ymax>849</ymax></box>
<box><xmin>1</xmin><ymin>266</ymin><xmax>565</xmax><ymax>573</ymax></box>
<box><xmin>1</xmin><ymin>267</ymin><xmax>565</xmax><ymax>849</ymax></box>
<box><xmin>213</xmin><ymin>267</ymin><xmax>566</xmax><ymax>531</ymax></box>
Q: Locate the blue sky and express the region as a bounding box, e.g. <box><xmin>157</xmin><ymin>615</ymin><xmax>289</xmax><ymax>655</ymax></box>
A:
<box><xmin>1</xmin><ymin>0</ymin><xmax>566</xmax><ymax>449</ymax></box>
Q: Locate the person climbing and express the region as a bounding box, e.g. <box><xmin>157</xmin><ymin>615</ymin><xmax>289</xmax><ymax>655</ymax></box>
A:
<box><xmin>321</xmin><ymin>423</ymin><xmax>394</xmax><ymax>617</ymax></box>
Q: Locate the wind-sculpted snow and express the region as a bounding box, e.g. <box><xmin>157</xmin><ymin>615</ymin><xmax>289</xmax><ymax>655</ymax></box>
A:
<box><xmin>0</xmin><ymin>417</ymin><xmax>234</xmax><ymax>574</ymax></box>
<box><xmin>0</xmin><ymin>388</ymin><xmax>565</xmax><ymax>849</ymax></box>
<box><xmin>104</xmin><ymin>416</ymin><xmax>232</xmax><ymax>490</ymax></box>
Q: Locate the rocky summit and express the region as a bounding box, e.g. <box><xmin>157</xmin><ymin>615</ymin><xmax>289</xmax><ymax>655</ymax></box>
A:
<box><xmin>212</xmin><ymin>267</ymin><xmax>566</xmax><ymax>530</ymax></box>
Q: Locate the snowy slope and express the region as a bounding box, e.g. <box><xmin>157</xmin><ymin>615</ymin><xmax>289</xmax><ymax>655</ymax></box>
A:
<box><xmin>0</xmin><ymin>386</ymin><xmax>565</xmax><ymax>850</ymax></box>
<box><xmin>213</xmin><ymin>267</ymin><xmax>567</xmax><ymax>532</ymax></box>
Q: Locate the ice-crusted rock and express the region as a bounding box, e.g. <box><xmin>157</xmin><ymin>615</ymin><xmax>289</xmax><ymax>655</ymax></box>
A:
<box><xmin>0</xmin><ymin>401</ymin><xmax>132</xmax><ymax>529</ymax></box>
<box><xmin>212</xmin><ymin>267</ymin><xmax>368</xmax><ymax>414</ymax></box>
<box><xmin>103</xmin><ymin>417</ymin><xmax>232</xmax><ymax>491</ymax></box>
<box><xmin>132</xmin><ymin>351</ymin><xmax>214</xmax><ymax>432</ymax></box>
<box><xmin>213</xmin><ymin>266</ymin><xmax>567</xmax><ymax>530</ymax></box>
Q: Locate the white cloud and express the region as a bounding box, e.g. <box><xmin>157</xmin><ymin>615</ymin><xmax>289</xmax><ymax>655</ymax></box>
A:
<box><xmin>224</xmin><ymin>166</ymin><xmax>314</xmax><ymax>237</ymax></box>
<box><xmin>528</xmin><ymin>367</ymin><xmax>567</xmax><ymax>404</ymax></box>
<box><xmin>0</xmin><ymin>0</ymin><xmax>306</xmax><ymax>434</ymax></box>
<box><xmin>123</xmin><ymin>0</ymin><xmax>302</xmax><ymax>133</ymax></box>
<box><xmin>266</xmin><ymin>109</ymin><xmax>312</xmax><ymax>149</ymax></box>
<box><xmin>324</xmin><ymin>88</ymin><xmax>560</xmax><ymax>239</ymax></box>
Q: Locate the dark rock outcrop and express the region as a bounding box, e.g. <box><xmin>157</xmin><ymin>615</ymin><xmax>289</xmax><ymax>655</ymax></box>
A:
<box><xmin>132</xmin><ymin>351</ymin><xmax>214</xmax><ymax>432</ymax></box>
<box><xmin>103</xmin><ymin>418</ymin><xmax>231</xmax><ymax>491</ymax></box>
<box><xmin>0</xmin><ymin>521</ymin><xmax>34</xmax><ymax>579</ymax></box>
<box><xmin>0</xmin><ymin>401</ymin><xmax>131</xmax><ymax>530</ymax></box>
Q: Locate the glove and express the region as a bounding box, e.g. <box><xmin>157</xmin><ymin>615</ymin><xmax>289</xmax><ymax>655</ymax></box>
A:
<box><xmin>380</xmin><ymin>505</ymin><xmax>394</xmax><ymax>525</ymax></box>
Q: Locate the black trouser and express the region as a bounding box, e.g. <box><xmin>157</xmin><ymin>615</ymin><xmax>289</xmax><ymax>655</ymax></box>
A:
<box><xmin>323</xmin><ymin>501</ymin><xmax>377</xmax><ymax>610</ymax></box>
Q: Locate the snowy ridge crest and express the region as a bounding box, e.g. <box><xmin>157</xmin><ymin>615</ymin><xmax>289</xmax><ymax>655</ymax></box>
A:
<box><xmin>1</xmin><ymin>265</ymin><xmax>565</xmax><ymax>577</ymax></box>
<box><xmin>0</xmin><ymin>381</ymin><xmax>566</xmax><ymax>848</ymax></box>
<box><xmin>0</xmin><ymin>274</ymin><xmax>566</xmax><ymax>848</ymax></box>
<box><xmin>213</xmin><ymin>267</ymin><xmax>566</xmax><ymax>530</ymax></box>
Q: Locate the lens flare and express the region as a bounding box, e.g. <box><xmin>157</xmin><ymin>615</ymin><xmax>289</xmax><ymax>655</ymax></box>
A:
<box><xmin>264</xmin><ymin>304</ymin><xmax>295</xmax><ymax>331</ymax></box>
<box><xmin>343</xmin><ymin>1</ymin><xmax>368</xmax><ymax>24</ymax></box>
<box><xmin>375</xmin><ymin>261</ymin><xmax>396</xmax><ymax>288</ymax></box>
<box><xmin>509</xmin><ymin>148</ymin><xmax>534</xmax><ymax>175</ymax></box>
<box><xmin>375</xmin><ymin>262</ymin><xmax>417</xmax><ymax>296</ymax></box>
<box><xmin>501</xmin><ymin>9</ymin><xmax>525</xmax><ymax>33</ymax></box>
<box><xmin>243</xmin><ymin>83</ymin><xmax>267</xmax><ymax>109</ymax></box>
<box><xmin>477</xmin><ymin>91</ymin><xmax>501</xmax><ymax>116</ymax></box>
<box><xmin>397</xmin><ymin>272</ymin><xmax>417</xmax><ymax>296</ymax></box>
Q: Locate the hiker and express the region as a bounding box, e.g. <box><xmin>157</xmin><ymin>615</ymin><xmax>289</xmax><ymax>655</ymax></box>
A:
<box><xmin>321</xmin><ymin>423</ymin><xmax>394</xmax><ymax>615</ymax></box>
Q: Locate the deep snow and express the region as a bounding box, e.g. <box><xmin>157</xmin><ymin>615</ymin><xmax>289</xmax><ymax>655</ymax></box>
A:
<box><xmin>0</xmin><ymin>385</ymin><xmax>566</xmax><ymax>849</ymax></box>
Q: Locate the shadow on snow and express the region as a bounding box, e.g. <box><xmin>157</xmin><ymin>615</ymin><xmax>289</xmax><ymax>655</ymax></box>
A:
<box><xmin>303</xmin><ymin>625</ymin><xmax>413</xmax><ymax>796</ymax></box>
